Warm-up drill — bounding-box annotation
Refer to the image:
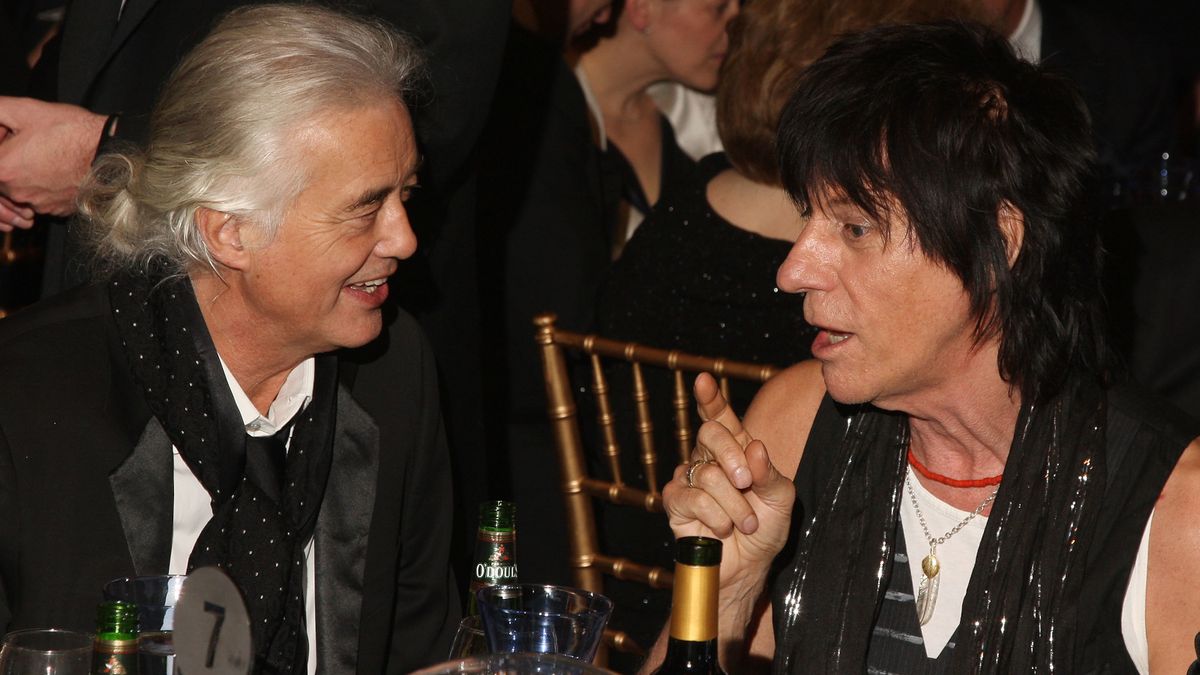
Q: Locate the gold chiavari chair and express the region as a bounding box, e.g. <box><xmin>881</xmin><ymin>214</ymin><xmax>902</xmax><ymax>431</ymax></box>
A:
<box><xmin>534</xmin><ymin>312</ymin><xmax>776</xmax><ymax>665</ymax></box>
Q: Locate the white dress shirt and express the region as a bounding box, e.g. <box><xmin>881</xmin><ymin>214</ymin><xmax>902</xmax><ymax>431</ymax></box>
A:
<box><xmin>168</xmin><ymin>357</ymin><xmax>318</xmax><ymax>674</ymax></box>
<box><xmin>648</xmin><ymin>82</ymin><xmax>723</xmax><ymax>162</ymax></box>
<box><xmin>1008</xmin><ymin>0</ymin><xmax>1043</xmax><ymax>63</ymax></box>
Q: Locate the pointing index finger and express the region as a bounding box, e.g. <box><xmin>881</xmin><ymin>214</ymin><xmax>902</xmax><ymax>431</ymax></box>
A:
<box><xmin>695</xmin><ymin>372</ymin><xmax>750</xmax><ymax>446</ymax></box>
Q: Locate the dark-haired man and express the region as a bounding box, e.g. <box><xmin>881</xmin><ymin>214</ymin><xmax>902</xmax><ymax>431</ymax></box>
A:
<box><xmin>645</xmin><ymin>20</ymin><xmax>1200</xmax><ymax>674</ymax></box>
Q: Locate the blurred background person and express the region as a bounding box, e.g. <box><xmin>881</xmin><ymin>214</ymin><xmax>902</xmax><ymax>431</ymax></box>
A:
<box><xmin>976</xmin><ymin>1</ymin><xmax>1200</xmax><ymax>422</ymax></box>
<box><xmin>0</xmin><ymin>0</ymin><xmax>62</xmax><ymax>314</ymax></box>
<box><xmin>575</xmin><ymin>0</ymin><xmax>739</xmax><ymax>247</ymax></box>
<box><xmin>979</xmin><ymin>0</ymin><xmax>1176</xmax><ymax>197</ymax></box>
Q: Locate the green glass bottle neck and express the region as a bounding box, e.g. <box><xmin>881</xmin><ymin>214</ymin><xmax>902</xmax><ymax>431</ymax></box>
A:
<box><xmin>478</xmin><ymin>500</ymin><xmax>516</xmax><ymax>532</ymax></box>
<box><xmin>94</xmin><ymin>601</ymin><xmax>139</xmax><ymax>642</ymax></box>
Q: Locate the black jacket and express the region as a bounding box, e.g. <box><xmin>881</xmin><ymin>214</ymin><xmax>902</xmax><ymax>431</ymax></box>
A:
<box><xmin>0</xmin><ymin>284</ymin><xmax>460</xmax><ymax>673</ymax></box>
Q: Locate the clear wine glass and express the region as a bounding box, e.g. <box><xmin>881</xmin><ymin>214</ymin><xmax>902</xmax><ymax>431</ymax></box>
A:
<box><xmin>449</xmin><ymin>616</ymin><xmax>489</xmax><ymax>659</ymax></box>
<box><xmin>0</xmin><ymin>629</ymin><xmax>92</xmax><ymax>675</ymax></box>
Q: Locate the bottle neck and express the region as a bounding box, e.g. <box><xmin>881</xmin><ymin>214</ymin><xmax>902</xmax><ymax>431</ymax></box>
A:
<box><xmin>663</xmin><ymin>635</ymin><xmax>720</xmax><ymax>660</ymax></box>
<box><xmin>668</xmin><ymin>562</ymin><xmax>719</xmax><ymax>642</ymax></box>
<box><xmin>479</xmin><ymin>500</ymin><xmax>516</xmax><ymax>530</ymax></box>
<box><xmin>94</xmin><ymin>601</ymin><xmax>139</xmax><ymax>643</ymax></box>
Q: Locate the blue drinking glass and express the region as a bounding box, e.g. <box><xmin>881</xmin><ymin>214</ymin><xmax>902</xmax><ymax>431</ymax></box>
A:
<box><xmin>476</xmin><ymin>584</ymin><xmax>613</xmax><ymax>662</ymax></box>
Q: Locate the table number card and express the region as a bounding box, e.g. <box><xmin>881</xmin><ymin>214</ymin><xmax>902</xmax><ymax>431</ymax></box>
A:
<box><xmin>174</xmin><ymin>567</ymin><xmax>252</xmax><ymax>674</ymax></box>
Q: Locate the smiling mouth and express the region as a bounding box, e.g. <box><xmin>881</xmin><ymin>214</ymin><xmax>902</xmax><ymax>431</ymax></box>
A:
<box><xmin>348</xmin><ymin>278</ymin><xmax>387</xmax><ymax>294</ymax></box>
<box><xmin>828</xmin><ymin>332</ymin><xmax>850</xmax><ymax>344</ymax></box>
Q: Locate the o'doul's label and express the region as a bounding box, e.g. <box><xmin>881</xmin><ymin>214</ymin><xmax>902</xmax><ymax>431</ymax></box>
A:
<box><xmin>470</xmin><ymin>529</ymin><xmax>518</xmax><ymax>592</ymax></box>
<box><xmin>92</xmin><ymin>638</ymin><xmax>138</xmax><ymax>674</ymax></box>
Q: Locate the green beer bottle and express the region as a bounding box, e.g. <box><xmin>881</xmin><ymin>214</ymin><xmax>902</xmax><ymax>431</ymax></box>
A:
<box><xmin>92</xmin><ymin>600</ymin><xmax>140</xmax><ymax>675</ymax></box>
<box><xmin>467</xmin><ymin>500</ymin><xmax>518</xmax><ymax>615</ymax></box>
<box><xmin>653</xmin><ymin>536</ymin><xmax>725</xmax><ymax>674</ymax></box>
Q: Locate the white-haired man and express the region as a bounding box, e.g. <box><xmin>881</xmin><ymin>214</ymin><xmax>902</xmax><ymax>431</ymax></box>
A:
<box><xmin>0</xmin><ymin>6</ymin><xmax>459</xmax><ymax>673</ymax></box>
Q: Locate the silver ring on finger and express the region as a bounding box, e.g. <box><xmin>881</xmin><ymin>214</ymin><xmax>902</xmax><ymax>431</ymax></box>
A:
<box><xmin>686</xmin><ymin>458</ymin><xmax>716</xmax><ymax>489</ymax></box>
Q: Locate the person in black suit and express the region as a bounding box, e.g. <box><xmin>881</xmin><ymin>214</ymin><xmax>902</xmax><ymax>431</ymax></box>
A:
<box><xmin>981</xmin><ymin>0</ymin><xmax>1175</xmax><ymax>185</ymax></box>
<box><xmin>0</xmin><ymin>6</ymin><xmax>457</xmax><ymax>673</ymax></box>
<box><xmin>982</xmin><ymin>0</ymin><xmax>1200</xmax><ymax>422</ymax></box>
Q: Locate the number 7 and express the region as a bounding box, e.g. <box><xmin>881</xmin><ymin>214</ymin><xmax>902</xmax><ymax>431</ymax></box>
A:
<box><xmin>203</xmin><ymin>601</ymin><xmax>227</xmax><ymax>668</ymax></box>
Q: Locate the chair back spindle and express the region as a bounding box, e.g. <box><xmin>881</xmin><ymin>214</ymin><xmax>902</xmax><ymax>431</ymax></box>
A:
<box><xmin>671</xmin><ymin>369</ymin><xmax>691</xmax><ymax>465</ymax></box>
<box><xmin>589</xmin><ymin>353</ymin><xmax>624</xmax><ymax>484</ymax></box>
<box><xmin>630</xmin><ymin>362</ymin><xmax>659</xmax><ymax>494</ymax></box>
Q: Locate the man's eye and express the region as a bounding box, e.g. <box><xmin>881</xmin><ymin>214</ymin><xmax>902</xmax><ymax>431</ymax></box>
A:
<box><xmin>351</xmin><ymin>209</ymin><xmax>380</xmax><ymax>225</ymax></box>
<box><xmin>400</xmin><ymin>184</ymin><xmax>420</xmax><ymax>202</ymax></box>
<box><xmin>844</xmin><ymin>222</ymin><xmax>870</xmax><ymax>239</ymax></box>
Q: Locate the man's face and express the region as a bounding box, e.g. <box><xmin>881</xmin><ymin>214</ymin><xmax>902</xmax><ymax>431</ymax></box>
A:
<box><xmin>775</xmin><ymin>190</ymin><xmax>986</xmax><ymax>410</ymax></box>
<box><xmin>568</xmin><ymin>0</ymin><xmax>614</xmax><ymax>38</ymax></box>
<box><xmin>237</xmin><ymin>99</ymin><xmax>419</xmax><ymax>358</ymax></box>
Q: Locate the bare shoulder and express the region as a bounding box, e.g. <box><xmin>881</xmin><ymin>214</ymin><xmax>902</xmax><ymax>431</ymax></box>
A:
<box><xmin>743</xmin><ymin>360</ymin><xmax>826</xmax><ymax>479</ymax></box>
<box><xmin>1146</xmin><ymin>436</ymin><xmax>1200</xmax><ymax>673</ymax></box>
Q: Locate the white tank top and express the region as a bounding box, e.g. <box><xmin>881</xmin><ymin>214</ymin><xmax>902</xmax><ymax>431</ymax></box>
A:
<box><xmin>900</xmin><ymin>469</ymin><xmax>1151</xmax><ymax>672</ymax></box>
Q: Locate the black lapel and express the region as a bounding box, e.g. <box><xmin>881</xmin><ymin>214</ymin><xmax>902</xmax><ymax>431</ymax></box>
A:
<box><xmin>104</xmin><ymin>0</ymin><xmax>157</xmax><ymax>69</ymax></box>
<box><xmin>57</xmin><ymin>0</ymin><xmax>121</xmax><ymax>104</ymax></box>
<box><xmin>313</xmin><ymin>387</ymin><xmax>379</xmax><ymax>674</ymax></box>
<box><xmin>109</xmin><ymin>418</ymin><xmax>174</xmax><ymax>575</ymax></box>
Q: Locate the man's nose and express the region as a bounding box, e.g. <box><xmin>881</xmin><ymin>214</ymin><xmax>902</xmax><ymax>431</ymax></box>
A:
<box><xmin>775</xmin><ymin>224</ymin><xmax>832</xmax><ymax>295</ymax></box>
<box><xmin>376</xmin><ymin>201</ymin><xmax>418</xmax><ymax>260</ymax></box>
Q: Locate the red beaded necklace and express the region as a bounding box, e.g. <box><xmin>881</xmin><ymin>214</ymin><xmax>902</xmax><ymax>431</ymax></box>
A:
<box><xmin>907</xmin><ymin>449</ymin><xmax>1003</xmax><ymax>488</ymax></box>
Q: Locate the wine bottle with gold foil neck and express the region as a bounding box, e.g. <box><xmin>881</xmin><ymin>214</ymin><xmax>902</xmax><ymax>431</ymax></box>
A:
<box><xmin>654</xmin><ymin>536</ymin><xmax>725</xmax><ymax>674</ymax></box>
<box><xmin>467</xmin><ymin>500</ymin><xmax>518</xmax><ymax>615</ymax></box>
<box><xmin>91</xmin><ymin>600</ymin><xmax>140</xmax><ymax>675</ymax></box>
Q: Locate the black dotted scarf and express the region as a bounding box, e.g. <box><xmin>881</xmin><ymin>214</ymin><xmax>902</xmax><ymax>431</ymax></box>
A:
<box><xmin>108</xmin><ymin>259</ymin><xmax>336</xmax><ymax>674</ymax></box>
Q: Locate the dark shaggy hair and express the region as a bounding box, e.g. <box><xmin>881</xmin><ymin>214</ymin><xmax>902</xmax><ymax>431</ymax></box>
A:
<box><xmin>777</xmin><ymin>20</ymin><xmax>1113</xmax><ymax>404</ymax></box>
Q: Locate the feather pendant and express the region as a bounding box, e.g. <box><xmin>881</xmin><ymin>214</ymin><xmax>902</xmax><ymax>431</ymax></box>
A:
<box><xmin>916</xmin><ymin>550</ymin><xmax>940</xmax><ymax>626</ymax></box>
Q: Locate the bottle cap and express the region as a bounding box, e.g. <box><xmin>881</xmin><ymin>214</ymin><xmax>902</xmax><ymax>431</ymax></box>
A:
<box><xmin>675</xmin><ymin>536</ymin><xmax>722</xmax><ymax>566</ymax></box>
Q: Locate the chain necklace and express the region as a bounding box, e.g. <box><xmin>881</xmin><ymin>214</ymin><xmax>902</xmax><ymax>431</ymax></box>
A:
<box><xmin>905</xmin><ymin>470</ymin><xmax>999</xmax><ymax>626</ymax></box>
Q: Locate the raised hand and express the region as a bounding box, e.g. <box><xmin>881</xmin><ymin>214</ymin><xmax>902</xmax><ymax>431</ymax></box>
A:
<box><xmin>0</xmin><ymin>97</ymin><xmax>107</xmax><ymax>228</ymax></box>
<box><xmin>663</xmin><ymin>372</ymin><xmax>795</xmax><ymax>590</ymax></box>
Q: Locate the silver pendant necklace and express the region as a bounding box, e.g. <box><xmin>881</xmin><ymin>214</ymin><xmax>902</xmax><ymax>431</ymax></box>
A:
<box><xmin>904</xmin><ymin>470</ymin><xmax>999</xmax><ymax>626</ymax></box>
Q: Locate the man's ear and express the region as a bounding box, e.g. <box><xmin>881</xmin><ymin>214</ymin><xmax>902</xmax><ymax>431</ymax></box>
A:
<box><xmin>998</xmin><ymin>201</ymin><xmax>1025</xmax><ymax>268</ymax></box>
<box><xmin>625</xmin><ymin>0</ymin><xmax>653</xmax><ymax>33</ymax></box>
<box><xmin>195</xmin><ymin>207</ymin><xmax>250</xmax><ymax>271</ymax></box>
